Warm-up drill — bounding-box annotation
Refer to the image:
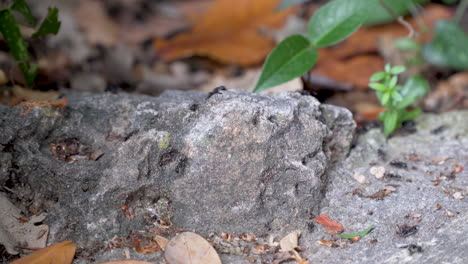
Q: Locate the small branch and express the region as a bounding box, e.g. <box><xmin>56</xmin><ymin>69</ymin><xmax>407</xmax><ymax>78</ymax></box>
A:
<box><xmin>454</xmin><ymin>0</ymin><xmax>468</xmax><ymax>24</ymax></box>
<box><xmin>379</xmin><ymin>0</ymin><xmax>415</xmax><ymax>38</ymax></box>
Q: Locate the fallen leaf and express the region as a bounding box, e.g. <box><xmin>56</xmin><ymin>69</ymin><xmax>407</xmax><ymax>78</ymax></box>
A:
<box><xmin>154</xmin><ymin>0</ymin><xmax>296</xmax><ymax>66</ymax></box>
<box><xmin>364</xmin><ymin>188</ymin><xmax>395</xmax><ymax>200</ymax></box>
<box><xmin>12</xmin><ymin>241</ymin><xmax>76</xmax><ymax>264</ymax></box>
<box><xmin>290</xmin><ymin>249</ymin><xmax>310</xmax><ymax>264</ymax></box>
<box><xmin>164</xmin><ymin>232</ymin><xmax>221</xmax><ymax>264</ymax></box>
<box><xmin>314</xmin><ymin>214</ymin><xmax>344</xmax><ymax>235</ymax></box>
<box><xmin>316</xmin><ymin>239</ymin><xmax>339</xmax><ymax>248</ymax></box>
<box><xmin>75</xmin><ymin>0</ymin><xmax>119</xmax><ymax>46</ymax></box>
<box><xmin>133</xmin><ymin>237</ymin><xmax>160</xmax><ymax>254</ymax></box>
<box><xmin>154</xmin><ymin>235</ymin><xmax>169</xmax><ymax>250</ymax></box>
<box><xmin>337</xmin><ymin>225</ymin><xmax>375</xmax><ymax>239</ymax></box>
<box><xmin>424</xmin><ymin>72</ymin><xmax>468</xmax><ymax>112</ymax></box>
<box><xmin>279</xmin><ymin>230</ymin><xmax>301</xmax><ymax>252</ymax></box>
<box><xmin>239</xmin><ymin>233</ymin><xmax>257</xmax><ymax>243</ymax></box>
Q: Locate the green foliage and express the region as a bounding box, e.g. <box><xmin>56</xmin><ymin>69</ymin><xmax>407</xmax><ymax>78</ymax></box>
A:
<box><xmin>307</xmin><ymin>0</ymin><xmax>368</xmax><ymax>47</ymax></box>
<box><xmin>364</xmin><ymin>0</ymin><xmax>429</xmax><ymax>25</ymax></box>
<box><xmin>369</xmin><ymin>65</ymin><xmax>429</xmax><ymax>135</ymax></box>
<box><xmin>254</xmin><ymin>0</ymin><xmax>368</xmax><ymax>92</ymax></box>
<box><xmin>0</xmin><ymin>0</ymin><xmax>61</xmax><ymax>87</ymax></box>
<box><xmin>253</xmin><ymin>35</ymin><xmax>317</xmax><ymax>93</ymax></box>
<box><xmin>337</xmin><ymin>226</ymin><xmax>375</xmax><ymax>239</ymax></box>
<box><xmin>423</xmin><ymin>20</ymin><xmax>468</xmax><ymax>70</ymax></box>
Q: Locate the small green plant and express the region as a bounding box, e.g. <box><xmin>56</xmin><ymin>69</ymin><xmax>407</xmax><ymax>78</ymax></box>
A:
<box><xmin>369</xmin><ymin>64</ymin><xmax>428</xmax><ymax>135</ymax></box>
<box><xmin>0</xmin><ymin>0</ymin><xmax>61</xmax><ymax>87</ymax></box>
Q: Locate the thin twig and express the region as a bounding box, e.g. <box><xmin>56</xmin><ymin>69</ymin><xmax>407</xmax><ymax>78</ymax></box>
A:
<box><xmin>379</xmin><ymin>0</ymin><xmax>415</xmax><ymax>38</ymax></box>
<box><xmin>454</xmin><ymin>0</ymin><xmax>468</xmax><ymax>24</ymax></box>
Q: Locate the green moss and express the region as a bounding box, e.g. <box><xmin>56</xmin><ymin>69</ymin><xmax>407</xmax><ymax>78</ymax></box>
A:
<box><xmin>158</xmin><ymin>133</ymin><xmax>170</xmax><ymax>149</ymax></box>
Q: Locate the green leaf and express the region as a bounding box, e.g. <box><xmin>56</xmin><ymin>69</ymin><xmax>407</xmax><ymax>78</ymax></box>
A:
<box><xmin>378</xmin><ymin>109</ymin><xmax>387</xmax><ymax>121</ymax></box>
<box><xmin>277</xmin><ymin>0</ymin><xmax>308</xmax><ymax>10</ymax></box>
<box><xmin>364</xmin><ymin>0</ymin><xmax>430</xmax><ymax>26</ymax></box>
<box><xmin>254</xmin><ymin>35</ymin><xmax>318</xmax><ymax>93</ymax></box>
<box><xmin>32</xmin><ymin>8</ymin><xmax>61</xmax><ymax>38</ymax></box>
<box><xmin>394</xmin><ymin>38</ymin><xmax>421</xmax><ymax>51</ymax></box>
<box><xmin>384</xmin><ymin>109</ymin><xmax>399</xmax><ymax>135</ymax></box>
<box><xmin>0</xmin><ymin>9</ymin><xmax>37</xmax><ymax>86</ymax></box>
<box><xmin>307</xmin><ymin>0</ymin><xmax>368</xmax><ymax>47</ymax></box>
<box><xmin>369</xmin><ymin>83</ymin><xmax>387</xmax><ymax>91</ymax></box>
<box><xmin>401</xmin><ymin>108</ymin><xmax>421</xmax><ymax>121</ymax></box>
<box><xmin>390</xmin><ymin>65</ymin><xmax>406</xmax><ymax>75</ymax></box>
<box><xmin>388</xmin><ymin>76</ymin><xmax>398</xmax><ymax>89</ymax></box>
<box><xmin>337</xmin><ymin>226</ymin><xmax>375</xmax><ymax>239</ymax></box>
<box><xmin>384</xmin><ymin>64</ymin><xmax>391</xmax><ymax>72</ymax></box>
<box><xmin>370</xmin><ymin>71</ymin><xmax>386</xmax><ymax>82</ymax></box>
<box><xmin>11</xmin><ymin>0</ymin><xmax>35</xmax><ymax>25</ymax></box>
<box><xmin>423</xmin><ymin>20</ymin><xmax>468</xmax><ymax>70</ymax></box>
<box><xmin>391</xmin><ymin>91</ymin><xmax>403</xmax><ymax>102</ymax></box>
<box><xmin>395</xmin><ymin>75</ymin><xmax>429</xmax><ymax>109</ymax></box>
<box><xmin>382</xmin><ymin>92</ymin><xmax>391</xmax><ymax>105</ymax></box>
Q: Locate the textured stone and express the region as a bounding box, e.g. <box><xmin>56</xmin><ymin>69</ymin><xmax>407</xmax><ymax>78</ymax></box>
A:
<box><xmin>0</xmin><ymin>89</ymin><xmax>355</xmax><ymax>255</ymax></box>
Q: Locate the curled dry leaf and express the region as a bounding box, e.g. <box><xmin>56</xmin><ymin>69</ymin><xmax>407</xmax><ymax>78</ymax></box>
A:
<box><xmin>279</xmin><ymin>230</ymin><xmax>301</xmax><ymax>252</ymax></box>
<box><xmin>12</xmin><ymin>241</ymin><xmax>76</xmax><ymax>264</ymax></box>
<box><xmin>164</xmin><ymin>232</ymin><xmax>221</xmax><ymax>264</ymax></box>
<box><xmin>314</xmin><ymin>214</ymin><xmax>344</xmax><ymax>235</ymax></box>
<box><xmin>239</xmin><ymin>233</ymin><xmax>257</xmax><ymax>243</ymax></box>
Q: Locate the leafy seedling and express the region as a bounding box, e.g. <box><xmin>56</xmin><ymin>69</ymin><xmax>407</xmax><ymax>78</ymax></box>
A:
<box><xmin>337</xmin><ymin>225</ymin><xmax>375</xmax><ymax>239</ymax></box>
<box><xmin>0</xmin><ymin>0</ymin><xmax>61</xmax><ymax>87</ymax></box>
<box><xmin>369</xmin><ymin>64</ymin><xmax>429</xmax><ymax>135</ymax></box>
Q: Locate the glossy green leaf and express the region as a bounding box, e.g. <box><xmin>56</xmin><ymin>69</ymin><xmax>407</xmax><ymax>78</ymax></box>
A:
<box><xmin>423</xmin><ymin>20</ymin><xmax>468</xmax><ymax>70</ymax></box>
<box><xmin>0</xmin><ymin>9</ymin><xmax>37</xmax><ymax>86</ymax></box>
<box><xmin>277</xmin><ymin>0</ymin><xmax>308</xmax><ymax>10</ymax></box>
<box><xmin>32</xmin><ymin>8</ymin><xmax>60</xmax><ymax>38</ymax></box>
<box><xmin>391</xmin><ymin>91</ymin><xmax>403</xmax><ymax>102</ymax></box>
<box><xmin>394</xmin><ymin>38</ymin><xmax>421</xmax><ymax>51</ymax></box>
<box><xmin>337</xmin><ymin>226</ymin><xmax>375</xmax><ymax>239</ymax></box>
<box><xmin>307</xmin><ymin>0</ymin><xmax>368</xmax><ymax>47</ymax></box>
<box><xmin>388</xmin><ymin>76</ymin><xmax>398</xmax><ymax>89</ymax></box>
<box><xmin>254</xmin><ymin>35</ymin><xmax>317</xmax><ymax>93</ymax></box>
<box><xmin>369</xmin><ymin>83</ymin><xmax>387</xmax><ymax>91</ymax></box>
<box><xmin>370</xmin><ymin>71</ymin><xmax>386</xmax><ymax>82</ymax></box>
<box><xmin>395</xmin><ymin>75</ymin><xmax>429</xmax><ymax>109</ymax></box>
<box><xmin>365</xmin><ymin>0</ymin><xmax>430</xmax><ymax>26</ymax></box>
<box><xmin>382</xmin><ymin>92</ymin><xmax>391</xmax><ymax>105</ymax></box>
<box><xmin>384</xmin><ymin>109</ymin><xmax>399</xmax><ymax>135</ymax></box>
<box><xmin>401</xmin><ymin>108</ymin><xmax>422</xmax><ymax>121</ymax></box>
<box><xmin>11</xmin><ymin>0</ymin><xmax>35</xmax><ymax>24</ymax></box>
<box><xmin>390</xmin><ymin>65</ymin><xmax>406</xmax><ymax>75</ymax></box>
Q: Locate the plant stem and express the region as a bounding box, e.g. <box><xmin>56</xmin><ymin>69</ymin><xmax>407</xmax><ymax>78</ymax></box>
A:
<box><xmin>454</xmin><ymin>0</ymin><xmax>468</xmax><ymax>24</ymax></box>
<box><xmin>379</xmin><ymin>0</ymin><xmax>415</xmax><ymax>38</ymax></box>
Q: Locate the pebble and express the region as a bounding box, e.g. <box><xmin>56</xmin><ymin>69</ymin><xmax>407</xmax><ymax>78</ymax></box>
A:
<box><xmin>353</xmin><ymin>172</ymin><xmax>368</xmax><ymax>184</ymax></box>
<box><xmin>370</xmin><ymin>166</ymin><xmax>386</xmax><ymax>179</ymax></box>
<box><xmin>453</xmin><ymin>192</ymin><xmax>464</xmax><ymax>200</ymax></box>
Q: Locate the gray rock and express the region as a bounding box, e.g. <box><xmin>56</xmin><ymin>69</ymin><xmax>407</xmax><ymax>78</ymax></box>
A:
<box><xmin>302</xmin><ymin>110</ymin><xmax>468</xmax><ymax>264</ymax></box>
<box><xmin>0</xmin><ymin>89</ymin><xmax>355</xmax><ymax>258</ymax></box>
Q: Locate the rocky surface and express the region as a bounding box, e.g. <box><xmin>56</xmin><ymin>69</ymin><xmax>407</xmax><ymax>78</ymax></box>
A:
<box><xmin>0</xmin><ymin>89</ymin><xmax>355</xmax><ymax>261</ymax></box>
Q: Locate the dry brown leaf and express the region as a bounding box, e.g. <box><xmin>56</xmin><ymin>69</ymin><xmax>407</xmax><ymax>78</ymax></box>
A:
<box><xmin>311</xmin><ymin>4</ymin><xmax>452</xmax><ymax>89</ymax></box>
<box><xmin>279</xmin><ymin>230</ymin><xmax>301</xmax><ymax>252</ymax></box>
<box><xmin>75</xmin><ymin>0</ymin><xmax>120</xmax><ymax>46</ymax></box>
<box><xmin>154</xmin><ymin>235</ymin><xmax>169</xmax><ymax>250</ymax></box>
<box><xmin>12</xmin><ymin>241</ymin><xmax>76</xmax><ymax>264</ymax></box>
<box><xmin>164</xmin><ymin>232</ymin><xmax>221</xmax><ymax>264</ymax></box>
<box><xmin>314</xmin><ymin>214</ymin><xmax>344</xmax><ymax>235</ymax></box>
<box><xmin>154</xmin><ymin>0</ymin><xmax>296</xmax><ymax>66</ymax></box>
<box><xmin>424</xmin><ymin>71</ymin><xmax>468</xmax><ymax>112</ymax></box>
